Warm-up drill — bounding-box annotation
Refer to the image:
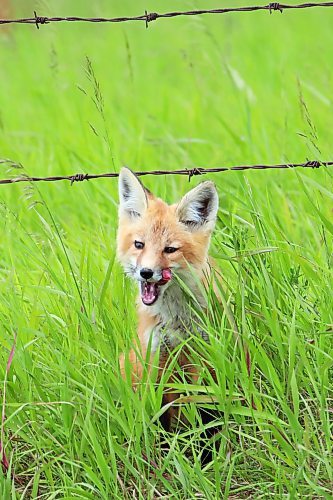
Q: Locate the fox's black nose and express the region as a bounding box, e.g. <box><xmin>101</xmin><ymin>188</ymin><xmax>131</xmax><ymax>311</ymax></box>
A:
<box><xmin>140</xmin><ymin>268</ymin><xmax>154</xmax><ymax>280</ymax></box>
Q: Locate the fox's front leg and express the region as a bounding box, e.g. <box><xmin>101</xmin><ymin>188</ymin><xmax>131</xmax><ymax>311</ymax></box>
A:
<box><xmin>120</xmin><ymin>313</ymin><xmax>160</xmax><ymax>386</ymax></box>
<box><xmin>119</xmin><ymin>347</ymin><xmax>147</xmax><ymax>385</ymax></box>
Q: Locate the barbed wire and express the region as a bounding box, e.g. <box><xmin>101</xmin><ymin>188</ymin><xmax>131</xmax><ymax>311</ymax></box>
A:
<box><xmin>0</xmin><ymin>3</ymin><xmax>333</xmax><ymax>29</ymax></box>
<box><xmin>0</xmin><ymin>161</ymin><xmax>331</xmax><ymax>186</ymax></box>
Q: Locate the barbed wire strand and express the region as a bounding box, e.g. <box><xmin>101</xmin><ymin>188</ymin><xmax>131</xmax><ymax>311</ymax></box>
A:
<box><xmin>0</xmin><ymin>3</ymin><xmax>333</xmax><ymax>29</ymax></box>
<box><xmin>0</xmin><ymin>161</ymin><xmax>331</xmax><ymax>186</ymax></box>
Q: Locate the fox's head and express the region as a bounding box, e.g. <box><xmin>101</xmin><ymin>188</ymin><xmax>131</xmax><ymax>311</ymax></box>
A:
<box><xmin>117</xmin><ymin>168</ymin><xmax>219</xmax><ymax>307</ymax></box>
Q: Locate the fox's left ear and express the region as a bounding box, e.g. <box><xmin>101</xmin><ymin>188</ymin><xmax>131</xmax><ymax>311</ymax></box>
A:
<box><xmin>176</xmin><ymin>181</ymin><xmax>219</xmax><ymax>231</ymax></box>
<box><xmin>118</xmin><ymin>168</ymin><xmax>148</xmax><ymax>218</ymax></box>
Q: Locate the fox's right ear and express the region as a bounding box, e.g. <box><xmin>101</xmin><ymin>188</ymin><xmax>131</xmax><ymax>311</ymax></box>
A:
<box><xmin>118</xmin><ymin>168</ymin><xmax>148</xmax><ymax>218</ymax></box>
<box><xmin>176</xmin><ymin>181</ymin><xmax>218</xmax><ymax>231</ymax></box>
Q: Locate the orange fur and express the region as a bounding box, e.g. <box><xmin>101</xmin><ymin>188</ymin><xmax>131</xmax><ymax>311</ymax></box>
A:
<box><xmin>119</xmin><ymin>312</ymin><xmax>158</xmax><ymax>384</ymax></box>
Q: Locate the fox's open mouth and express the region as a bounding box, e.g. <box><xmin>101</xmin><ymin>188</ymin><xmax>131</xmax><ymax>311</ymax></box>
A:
<box><xmin>140</xmin><ymin>268</ymin><xmax>172</xmax><ymax>306</ymax></box>
<box><xmin>140</xmin><ymin>281</ymin><xmax>160</xmax><ymax>306</ymax></box>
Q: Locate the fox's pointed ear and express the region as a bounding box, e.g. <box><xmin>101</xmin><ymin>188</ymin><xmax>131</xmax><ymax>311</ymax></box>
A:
<box><xmin>176</xmin><ymin>181</ymin><xmax>219</xmax><ymax>231</ymax></box>
<box><xmin>118</xmin><ymin>168</ymin><xmax>148</xmax><ymax>218</ymax></box>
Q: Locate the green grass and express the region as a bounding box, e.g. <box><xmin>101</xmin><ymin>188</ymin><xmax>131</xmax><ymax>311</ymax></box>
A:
<box><xmin>0</xmin><ymin>0</ymin><xmax>332</xmax><ymax>497</ymax></box>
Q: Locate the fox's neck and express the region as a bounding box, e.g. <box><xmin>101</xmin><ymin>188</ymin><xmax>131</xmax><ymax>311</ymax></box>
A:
<box><xmin>139</xmin><ymin>273</ymin><xmax>207</xmax><ymax>326</ymax></box>
<box><xmin>155</xmin><ymin>283</ymin><xmax>191</xmax><ymax>325</ymax></box>
<box><xmin>138</xmin><ymin>266</ymin><xmax>211</xmax><ymax>353</ymax></box>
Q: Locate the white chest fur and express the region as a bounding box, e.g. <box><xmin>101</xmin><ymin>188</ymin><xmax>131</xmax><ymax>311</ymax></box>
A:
<box><xmin>142</xmin><ymin>280</ymin><xmax>205</xmax><ymax>354</ymax></box>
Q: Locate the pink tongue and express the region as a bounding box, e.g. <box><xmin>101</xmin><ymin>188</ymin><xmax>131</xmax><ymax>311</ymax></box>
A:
<box><xmin>142</xmin><ymin>282</ymin><xmax>158</xmax><ymax>305</ymax></box>
<box><xmin>162</xmin><ymin>268</ymin><xmax>172</xmax><ymax>281</ymax></box>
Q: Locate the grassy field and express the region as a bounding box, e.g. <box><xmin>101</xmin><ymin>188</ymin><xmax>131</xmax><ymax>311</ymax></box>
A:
<box><xmin>0</xmin><ymin>0</ymin><xmax>332</xmax><ymax>497</ymax></box>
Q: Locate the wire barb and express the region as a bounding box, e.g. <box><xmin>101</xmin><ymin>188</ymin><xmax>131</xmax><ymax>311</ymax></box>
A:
<box><xmin>268</xmin><ymin>3</ymin><xmax>284</xmax><ymax>14</ymax></box>
<box><xmin>145</xmin><ymin>10</ymin><xmax>158</xmax><ymax>28</ymax></box>
<box><xmin>70</xmin><ymin>173</ymin><xmax>89</xmax><ymax>185</ymax></box>
<box><xmin>187</xmin><ymin>167</ymin><xmax>206</xmax><ymax>182</ymax></box>
<box><xmin>305</xmin><ymin>160</ymin><xmax>321</xmax><ymax>168</ymax></box>
<box><xmin>34</xmin><ymin>11</ymin><xmax>48</xmax><ymax>29</ymax></box>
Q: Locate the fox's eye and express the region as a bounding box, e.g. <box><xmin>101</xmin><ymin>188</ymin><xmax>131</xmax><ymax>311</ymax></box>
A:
<box><xmin>164</xmin><ymin>247</ymin><xmax>178</xmax><ymax>254</ymax></box>
<box><xmin>134</xmin><ymin>240</ymin><xmax>144</xmax><ymax>249</ymax></box>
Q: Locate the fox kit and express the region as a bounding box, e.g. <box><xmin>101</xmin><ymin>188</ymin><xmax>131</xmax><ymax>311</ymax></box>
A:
<box><xmin>117</xmin><ymin>168</ymin><xmax>219</xmax><ymax>432</ymax></box>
